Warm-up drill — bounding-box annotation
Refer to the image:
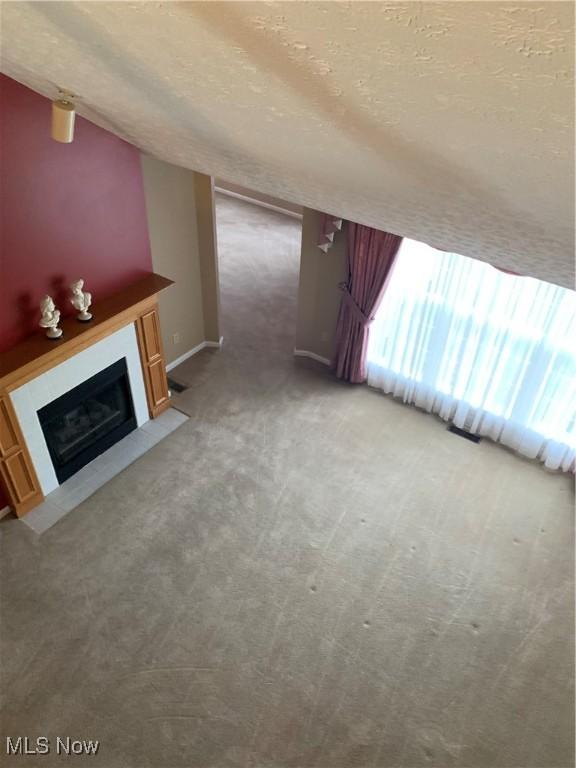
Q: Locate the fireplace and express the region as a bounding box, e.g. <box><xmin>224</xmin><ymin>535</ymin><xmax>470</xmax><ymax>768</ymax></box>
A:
<box><xmin>37</xmin><ymin>358</ymin><xmax>137</xmax><ymax>484</ymax></box>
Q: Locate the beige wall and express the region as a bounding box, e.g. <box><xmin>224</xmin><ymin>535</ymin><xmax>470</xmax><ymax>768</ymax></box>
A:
<box><xmin>194</xmin><ymin>174</ymin><xmax>221</xmax><ymax>344</ymax></box>
<box><xmin>295</xmin><ymin>208</ymin><xmax>347</xmax><ymax>362</ymax></box>
<box><xmin>141</xmin><ymin>155</ymin><xmax>220</xmax><ymax>365</ymax></box>
<box><xmin>142</xmin><ymin>163</ymin><xmax>339</xmax><ymax>367</ymax></box>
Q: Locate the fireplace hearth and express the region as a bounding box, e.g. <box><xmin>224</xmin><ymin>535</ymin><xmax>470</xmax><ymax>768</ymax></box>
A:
<box><xmin>38</xmin><ymin>358</ymin><xmax>137</xmax><ymax>484</ymax></box>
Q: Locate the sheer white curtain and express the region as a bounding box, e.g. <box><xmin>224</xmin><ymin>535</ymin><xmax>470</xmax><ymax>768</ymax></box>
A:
<box><xmin>367</xmin><ymin>239</ymin><xmax>576</xmax><ymax>472</ymax></box>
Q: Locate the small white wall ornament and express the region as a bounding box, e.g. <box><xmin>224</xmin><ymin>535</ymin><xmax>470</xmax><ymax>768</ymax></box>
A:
<box><xmin>70</xmin><ymin>279</ymin><xmax>92</xmax><ymax>321</ymax></box>
<box><xmin>39</xmin><ymin>295</ymin><xmax>63</xmax><ymax>339</ymax></box>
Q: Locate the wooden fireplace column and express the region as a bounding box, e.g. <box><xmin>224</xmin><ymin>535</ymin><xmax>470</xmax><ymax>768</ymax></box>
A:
<box><xmin>0</xmin><ymin>274</ymin><xmax>173</xmax><ymax>517</ymax></box>
<box><xmin>0</xmin><ymin>395</ymin><xmax>44</xmax><ymax>516</ymax></box>
<box><xmin>135</xmin><ymin>303</ymin><xmax>171</xmax><ymax>418</ymax></box>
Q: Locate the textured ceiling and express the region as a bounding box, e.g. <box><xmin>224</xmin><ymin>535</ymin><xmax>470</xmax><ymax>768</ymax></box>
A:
<box><xmin>1</xmin><ymin>1</ymin><xmax>574</xmax><ymax>287</ymax></box>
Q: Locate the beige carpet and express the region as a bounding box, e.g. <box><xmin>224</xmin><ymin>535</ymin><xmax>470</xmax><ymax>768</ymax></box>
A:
<box><xmin>0</xmin><ymin>194</ymin><xmax>573</xmax><ymax>767</ymax></box>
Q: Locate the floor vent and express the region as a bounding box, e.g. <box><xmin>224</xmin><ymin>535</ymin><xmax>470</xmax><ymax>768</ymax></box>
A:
<box><xmin>167</xmin><ymin>378</ymin><xmax>189</xmax><ymax>393</ymax></box>
<box><xmin>448</xmin><ymin>424</ymin><xmax>482</xmax><ymax>443</ymax></box>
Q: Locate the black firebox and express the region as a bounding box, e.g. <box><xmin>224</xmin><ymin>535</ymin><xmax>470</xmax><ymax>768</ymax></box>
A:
<box><xmin>38</xmin><ymin>358</ymin><xmax>137</xmax><ymax>484</ymax></box>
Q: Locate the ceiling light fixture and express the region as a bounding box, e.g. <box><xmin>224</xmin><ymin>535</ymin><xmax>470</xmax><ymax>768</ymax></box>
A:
<box><xmin>51</xmin><ymin>89</ymin><xmax>76</xmax><ymax>143</ymax></box>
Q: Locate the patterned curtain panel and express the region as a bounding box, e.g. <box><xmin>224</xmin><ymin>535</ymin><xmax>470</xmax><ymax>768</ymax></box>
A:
<box><xmin>333</xmin><ymin>223</ymin><xmax>402</xmax><ymax>383</ymax></box>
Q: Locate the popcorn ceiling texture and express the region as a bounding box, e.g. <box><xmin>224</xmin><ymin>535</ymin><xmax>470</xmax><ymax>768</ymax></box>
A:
<box><xmin>1</xmin><ymin>2</ymin><xmax>574</xmax><ymax>287</ymax></box>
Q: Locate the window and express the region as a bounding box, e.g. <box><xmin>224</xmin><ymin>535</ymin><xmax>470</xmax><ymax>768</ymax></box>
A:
<box><xmin>367</xmin><ymin>239</ymin><xmax>576</xmax><ymax>471</ymax></box>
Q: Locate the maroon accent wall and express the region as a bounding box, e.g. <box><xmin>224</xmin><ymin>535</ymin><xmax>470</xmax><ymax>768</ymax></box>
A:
<box><xmin>0</xmin><ymin>75</ymin><xmax>152</xmax><ymax>352</ymax></box>
<box><xmin>0</xmin><ymin>74</ymin><xmax>153</xmax><ymax>510</ymax></box>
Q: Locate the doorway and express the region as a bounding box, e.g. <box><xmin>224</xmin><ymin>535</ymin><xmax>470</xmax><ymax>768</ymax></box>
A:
<box><xmin>213</xmin><ymin>180</ymin><xmax>303</xmax><ymax>368</ymax></box>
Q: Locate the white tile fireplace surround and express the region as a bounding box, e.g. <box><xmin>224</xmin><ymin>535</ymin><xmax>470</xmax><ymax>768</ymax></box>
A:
<box><xmin>10</xmin><ymin>324</ymin><xmax>149</xmax><ymax>496</ymax></box>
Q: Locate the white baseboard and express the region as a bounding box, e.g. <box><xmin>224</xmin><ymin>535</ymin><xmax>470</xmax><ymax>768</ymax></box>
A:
<box><xmin>166</xmin><ymin>342</ymin><xmax>206</xmax><ymax>372</ymax></box>
<box><xmin>215</xmin><ymin>187</ymin><xmax>302</xmax><ymax>220</ymax></box>
<box><xmin>0</xmin><ymin>505</ymin><xmax>11</xmax><ymax>520</ymax></box>
<box><xmin>293</xmin><ymin>349</ymin><xmax>331</xmax><ymax>366</ymax></box>
<box><xmin>166</xmin><ymin>337</ymin><xmax>224</xmax><ymax>372</ymax></box>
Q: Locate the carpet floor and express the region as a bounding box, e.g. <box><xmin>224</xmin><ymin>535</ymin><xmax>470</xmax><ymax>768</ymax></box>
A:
<box><xmin>0</xmin><ymin>194</ymin><xmax>573</xmax><ymax>767</ymax></box>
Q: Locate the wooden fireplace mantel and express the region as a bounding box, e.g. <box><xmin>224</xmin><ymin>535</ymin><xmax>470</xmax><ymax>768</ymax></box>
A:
<box><xmin>0</xmin><ymin>273</ymin><xmax>173</xmax><ymax>517</ymax></box>
<box><xmin>0</xmin><ymin>273</ymin><xmax>173</xmax><ymax>392</ymax></box>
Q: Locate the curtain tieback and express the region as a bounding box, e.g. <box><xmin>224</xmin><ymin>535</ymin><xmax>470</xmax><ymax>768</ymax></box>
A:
<box><xmin>339</xmin><ymin>283</ymin><xmax>374</xmax><ymax>328</ymax></box>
